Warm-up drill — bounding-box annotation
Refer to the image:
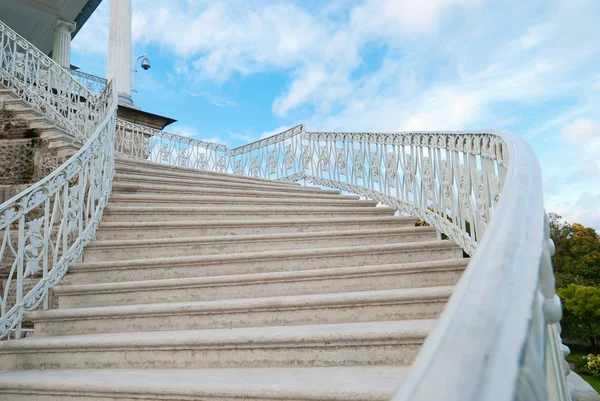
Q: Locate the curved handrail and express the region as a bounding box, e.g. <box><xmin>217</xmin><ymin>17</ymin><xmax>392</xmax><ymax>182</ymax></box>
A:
<box><xmin>0</xmin><ymin>81</ymin><xmax>117</xmax><ymax>339</ymax></box>
<box><xmin>0</xmin><ymin>19</ymin><xmax>119</xmax><ymax>339</ymax></box>
<box><xmin>0</xmin><ymin>17</ymin><xmax>570</xmax><ymax>397</ymax></box>
<box><xmin>382</xmin><ymin>131</ymin><xmax>571</xmax><ymax>401</ymax></box>
<box><xmin>225</xmin><ymin>127</ymin><xmax>571</xmax><ymax>400</ymax></box>
<box><xmin>0</xmin><ymin>20</ymin><xmax>100</xmax><ymax>141</ymax></box>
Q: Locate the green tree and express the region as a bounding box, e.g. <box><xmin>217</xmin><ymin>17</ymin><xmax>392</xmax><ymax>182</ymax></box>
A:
<box><xmin>557</xmin><ymin>284</ymin><xmax>600</xmax><ymax>351</ymax></box>
<box><xmin>549</xmin><ymin>214</ymin><xmax>600</xmax><ymax>288</ymax></box>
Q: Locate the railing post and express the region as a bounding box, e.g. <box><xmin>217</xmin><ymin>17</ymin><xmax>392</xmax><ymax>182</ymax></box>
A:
<box><xmin>15</xmin><ymin>214</ymin><xmax>25</xmax><ymax>339</ymax></box>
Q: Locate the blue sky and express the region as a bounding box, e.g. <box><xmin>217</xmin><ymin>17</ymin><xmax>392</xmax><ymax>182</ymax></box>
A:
<box><xmin>71</xmin><ymin>0</ymin><xmax>600</xmax><ymax>230</ymax></box>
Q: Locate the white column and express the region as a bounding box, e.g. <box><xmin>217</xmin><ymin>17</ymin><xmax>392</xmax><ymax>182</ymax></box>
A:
<box><xmin>52</xmin><ymin>19</ymin><xmax>76</xmax><ymax>68</ymax></box>
<box><xmin>106</xmin><ymin>0</ymin><xmax>133</xmax><ymax>106</ymax></box>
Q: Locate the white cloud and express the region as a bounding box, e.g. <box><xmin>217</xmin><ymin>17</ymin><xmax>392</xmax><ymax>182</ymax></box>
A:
<box><xmin>260</xmin><ymin>126</ymin><xmax>290</xmax><ymax>139</ymax></box>
<box><xmin>167</xmin><ymin>125</ymin><xmax>223</xmax><ymax>144</ymax></box>
<box><xmin>272</xmin><ymin>68</ymin><xmax>327</xmax><ymax>116</ymax></box>
<box><xmin>71</xmin><ymin>0</ymin><xmax>109</xmax><ymax>55</ymax></box>
<box><xmin>168</xmin><ymin>125</ymin><xmax>198</xmax><ymax>138</ymax></box>
<box><xmin>560</xmin><ymin>118</ymin><xmax>600</xmax><ymax>144</ymax></box>
<box><xmin>544</xmin><ymin>116</ymin><xmax>600</xmax><ymax>230</ymax></box>
<box><xmin>131</xmin><ymin>1</ymin><xmax>326</xmax><ymax>82</ymax></box>
<box><xmin>71</xmin><ymin>0</ymin><xmax>600</xmax><ymax>230</ymax></box>
<box><xmin>349</xmin><ymin>0</ymin><xmax>485</xmax><ymax>38</ymax></box>
<box><xmin>228</xmin><ymin>131</ymin><xmax>254</xmax><ymax>142</ymax></box>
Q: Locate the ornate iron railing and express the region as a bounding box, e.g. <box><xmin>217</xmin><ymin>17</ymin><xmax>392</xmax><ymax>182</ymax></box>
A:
<box><xmin>0</xmin><ymin>18</ymin><xmax>118</xmax><ymax>339</ymax></box>
<box><xmin>0</xmin><ymin>83</ymin><xmax>116</xmax><ymax>339</ymax></box>
<box><xmin>69</xmin><ymin>68</ymin><xmax>107</xmax><ymax>96</ymax></box>
<box><xmin>0</xmin><ymin>13</ymin><xmax>572</xmax><ymax>401</ymax></box>
<box><xmin>0</xmin><ymin>20</ymin><xmax>101</xmax><ymax>142</ymax></box>
<box><xmin>119</xmin><ymin>124</ymin><xmax>572</xmax><ymax>401</ymax></box>
<box><xmin>115</xmin><ymin>118</ymin><xmax>229</xmax><ymax>170</ymax></box>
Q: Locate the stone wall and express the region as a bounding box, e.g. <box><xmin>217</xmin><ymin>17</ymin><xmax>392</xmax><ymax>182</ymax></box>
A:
<box><xmin>0</xmin><ymin>138</ymin><xmax>38</xmax><ymax>185</ymax></box>
<box><xmin>0</xmin><ymin>108</ymin><xmax>67</xmax><ymax>199</ymax></box>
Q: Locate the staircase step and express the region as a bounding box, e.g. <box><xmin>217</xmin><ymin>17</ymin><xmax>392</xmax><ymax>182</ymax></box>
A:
<box><xmin>83</xmin><ymin>227</ymin><xmax>437</xmax><ymax>261</ymax></box>
<box><xmin>0</xmin><ymin>320</ymin><xmax>435</xmax><ymax>370</ymax></box>
<box><xmin>110</xmin><ymin>181</ymin><xmax>352</xmax><ymax>200</ymax></box>
<box><xmin>0</xmin><ymin>97</ymin><xmax>33</xmax><ymax>110</ymax></box>
<box><xmin>0</xmin><ymin>366</ymin><xmax>409</xmax><ymax>401</ymax></box>
<box><xmin>114</xmin><ymin>173</ymin><xmax>318</xmax><ymax>194</ymax></box>
<box><xmin>112</xmin><ymin>181</ymin><xmax>341</xmax><ymax>197</ymax></box>
<box><xmin>114</xmin><ymin>168</ymin><xmax>303</xmax><ymax>190</ymax></box>
<box><xmin>107</xmin><ymin>193</ymin><xmax>377</xmax><ymax>208</ymax></box>
<box><xmin>116</xmin><ymin>157</ymin><xmax>303</xmax><ymax>187</ymax></box>
<box><xmin>22</xmin><ymin>116</ymin><xmax>59</xmax><ymax>129</ymax></box>
<box><xmin>95</xmin><ymin>216</ymin><xmax>417</xmax><ymax>240</ymax></box>
<box><xmin>1</xmin><ymin>105</ymin><xmax>42</xmax><ymax>117</ymax></box>
<box><xmin>66</xmin><ymin>241</ymin><xmax>463</xmax><ymax>284</ymax></box>
<box><xmin>101</xmin><ymin>205</ymin><xmax>397</xmax><ymax>222</ymax></box>
<box><xmin>54</xmin><ymin>259</ymin><xmax>467</xmax><ymax>308</ymax></box>
<box><xmin>31</xmin><ymin>287</ymin><xmax>453</xmax><ymax>336</ymax></box>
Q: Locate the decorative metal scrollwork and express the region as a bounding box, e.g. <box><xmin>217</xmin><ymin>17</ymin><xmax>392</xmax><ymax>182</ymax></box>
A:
<box><xmin>23</xmin><ymin>217</ymin><xmax>44</xmax><ymax>278</ymax></box>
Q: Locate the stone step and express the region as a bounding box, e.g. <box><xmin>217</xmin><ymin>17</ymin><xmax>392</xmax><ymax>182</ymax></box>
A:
<box><xmin>107</xmin><ymin>193</ymin><xmax>376</xmax><ymax>208</ymax></box>
<box><xmin>4</xmin><ymin>107</ymin><xmax>44</xmax><ymax>120</ymax></box>
<box><xmin>114</xmin><ymin>173</ymin><xmax>316</xmax><ymax>194</ymax></box>
<box><xmin>65</xmin><ymin>241</ymin><xmax>463</xmax><ymax>285</ymax></box>
<box><xmin>1</xmin><ymin>99</ymin><xmax>42</xmax><ymax>113</ymax></box>
<box><xmin>54</xmin><ymin>259</ymin><xmax>467</xmax><ymax>309</ymax></box>
<box><xmin>22</xmin><ymin>116</ymin><xmax>59</xmax><ymax>130</ymax></box>
<box><xmin>0</xmin><ymin>320</ymin><xmax>435</xmax><ymax>370</ymax></box>
<box><xmin>111</xmin><ymin>181</ymin><xmax>343</xmax><ymax>198</ymax></box>
<box><xmin>0</xmin><ymin>366</ymin><xmax>409</xmax><ymax>401</ymax></box>
<box><xmin>115</xmin><ymin>164</ymin><xmax>302</xmax><ymax>189</ymax></box>
<box><xmin>95</xmin><ymin>216</ymin><xmax>418</xmax><ymax>240</ymax></box>
<box><xmin>31</xmin><ymin>287</ymin><xmax>453</xmax><ymax>336</ymax></box>
<box><xmin>101</xmin><ymin>205</ymin><xmax>396</xmax><ymax>222</ymax></box>
<box><xmin>115</xmin><ymin>157</ymin><xmax>303</xmax><ymax>188</ymax></box>
<box><xmin>0</xmin><ymin>96</ymin><xmax>31</xmax><ymax>108</ymax></box>
<box><xmin>83</xmin><ymin>227</ymin><xmax>436</xmax><ymax>261</ymax></box>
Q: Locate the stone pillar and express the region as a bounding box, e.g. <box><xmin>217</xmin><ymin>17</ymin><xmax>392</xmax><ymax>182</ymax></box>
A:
<box><xmin>106</xmin><ymin>0</ymin><xmax>133</xmax><ymax>106</ymax></box>
<box><xmin>52</xmin><ymin>19</ymin><xmax>76</xmax><ymax>68</ymax></box>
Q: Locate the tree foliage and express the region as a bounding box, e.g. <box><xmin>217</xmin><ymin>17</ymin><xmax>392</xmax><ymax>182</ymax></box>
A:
<box><xmin>549</xmin><ymin>213</ymin><xmax>600</xmax><ymax>288</ymax></box>
<box><xmin>557</xmin><ymin>284</ymin><xmax>600</xmax><ymax>350</ymax></box>
<box><xmin>549</xmin><ymin>213</ymin><xmax>600</xmax><ymax>350</ymax></box>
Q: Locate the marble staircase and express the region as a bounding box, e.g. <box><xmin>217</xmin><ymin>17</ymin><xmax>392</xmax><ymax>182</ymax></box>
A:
<box><xmin>0</xmin><ymin>157</ymin><xmax>467</xmax><ymax>400</ymax></box>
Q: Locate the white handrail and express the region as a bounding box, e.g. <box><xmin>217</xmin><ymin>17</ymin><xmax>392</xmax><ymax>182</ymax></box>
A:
<box><xmin>0</xmin><ymin>15</ymin><xmax>571</xmax><ymax>400</ymax></box>
<box><xmin>0</xmin><ymin>20</ymin><xmax>99</xmax><ymax>141</ymax></box>
<box><xmin>0</xmin><ymin>18</ymin><xmax>118</xmax><ymax>339</ymax></box>
<box><xmin>0</xmin><ymin>82</ymin><xmax>117</xmax><ymax>339</ymax></box>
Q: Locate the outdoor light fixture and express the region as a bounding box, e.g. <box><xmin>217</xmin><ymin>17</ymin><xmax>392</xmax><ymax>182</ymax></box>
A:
<box><xmin>132</xmin><ymin>53</ymin><xmax>150</xmax><ymax>104</ymax></box>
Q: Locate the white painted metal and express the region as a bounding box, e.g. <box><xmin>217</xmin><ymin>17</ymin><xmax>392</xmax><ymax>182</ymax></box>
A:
<box><xmin>116</xmin><ymin>118</ymin><xmax>228</xmax><ymax>170</ymax></box>
<box><xmin>132</xmin><ymin>53</ymin><xmax>149</xmax><ymax>105</ymax></box>
<box><xmin>0</xmin><ymin>19</ymin><xmax>118</xmax><ymax>339</ymax></box>
<box><xmin>69</xmin><ymin>68</ymin><xmax>107</xmax><ymax>95</ymax></box>
<box><xmin>0</xmin><ymin>19</ymin><xmax>105</xmax><ymax>141</ymax></box>
<box><xmin>0</xmin><ymin>13</ymin><xmax>571</xmax><ymax>401</ymax></box>
<box><xmin>114</xmin><ymin>120</ymin><xmax>572</xmax><ymax>401</ymax></box>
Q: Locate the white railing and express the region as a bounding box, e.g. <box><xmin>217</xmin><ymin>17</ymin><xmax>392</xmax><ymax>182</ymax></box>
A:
<box><xmin>69</xmin><ymin>68</ymin><xmax>107</xmax><ymax>96</ymax></box>
<box><xmin>0</xmin><ymin>20</ymin><xmax>101</xmax><ymax>142</ymax></box>
<box><xmin>0</xmin><ymin>18</ymin><xmax>118</xmax><ymax>339</ymax></box>
<box><xmin>0</xmin><ymin>83</ymin><xmax>116</xmax><ymax>339</ymax></box>
<box><xmin>120</xmin><ymin>125</ymin><xmax>571</xmax><ymax>401</ymax></box>
<box><xmin>116</xmin><ymin>119</ymin><xmax>228</xmax><ymax>171</ymax></box>
<box><xmin>229</xmin><ymin>125</ymin><xmax>305</xmax><ymax>178</ymax></box>
<box><xmin>0</xmin><ymin>13</ymin><xmax>571</xmax><ymax>400</ymax></box>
